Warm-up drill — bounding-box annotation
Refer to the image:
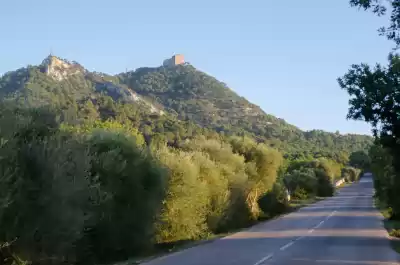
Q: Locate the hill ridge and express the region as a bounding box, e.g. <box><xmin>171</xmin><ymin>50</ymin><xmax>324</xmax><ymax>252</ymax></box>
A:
<box><xmin>0</xmin><ymin>55</ymin><xmax>373</xmax><ymax>158</ymax></box>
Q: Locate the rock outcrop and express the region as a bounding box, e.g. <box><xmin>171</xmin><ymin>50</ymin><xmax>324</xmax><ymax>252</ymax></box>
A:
<box><xmin>42</xmin><ymin>55</ymin><xmax>85</xmax><ymax>81</ymax></box>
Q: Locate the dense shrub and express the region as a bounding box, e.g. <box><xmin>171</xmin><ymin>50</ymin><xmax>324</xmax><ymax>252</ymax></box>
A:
<box><xmin>0</xmin><ymin>107</ymin><xmax>92</xmax><ymax>264</ymax></box>
<box><xmin>292</xmin><ymin>187</ymin><xmax>309</xmax><ymax>200</ymax></box>
<box><xmin>369</xmin><ymin>144</ymin><xmax>398</xmax><ymax>216</ymax></box>
<box><xmin>61</xmin><ymin>120</ymin><xmax>146</xmax><ymax>146</ymax></box>
<box><xmin>284</xmin><ymin>158</ymin><xmax>337</xmax><ymax>198</ymax></box>
<box><xmin>184</xmin><ymin>139</ymin><xmax>252</xmax><ymax>232</ymax></box>
<box><xmin>349</xmin><ymin>151</ymin><xmax>370</xmax><ymax>170</ymax></box>
<box><xmin>81</xmin><ymin>131</ymin><xmax>166</xmax><ymax>263</ymax></box>
<box><xmin>341</xmin><ymin>167</ymin><xmax>361</xmax><ymax>182</ymax></box>
<box><xmin>315</xmin><ymin>168</ymin><xmax>334</xmax><ymax>197</ymax></box>
<box><xmin>228</xmin><ymin>136</ymin><xmax>283</xmax><ymax>219</ymax></box>
<box><xmin>285</xmin><ymin>168</ymin><xmax>317</xmax><ymax>198</ymax></box>
<box><xmin>0</xmin><ymin>137</ymin><xmax>92</xmax><ymax>264</ymax></box>
<box><xmin>154</xmin><ymin>147</ymin><xmax>210</xmax><ymax>243</ymax></box>
<box><xmin>258</xmin><ymin>182</ymin><xmax>289</xmax><ymax>217</ymax></box>
<box><xmin>0</xmin><ymin>106</ymin><xmax>167</xmax><ymax>265</ymax></box>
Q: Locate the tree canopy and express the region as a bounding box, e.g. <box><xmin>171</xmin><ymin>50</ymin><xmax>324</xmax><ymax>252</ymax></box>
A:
<box><xmin>340</xmin><ymin>0</ymin><xmax>400</xmax><ymax>218</ymax></box>
<box><xmin>350</xmin><ymin>0</ymin><xmax>400</xmax><ymax>47</ymax></box>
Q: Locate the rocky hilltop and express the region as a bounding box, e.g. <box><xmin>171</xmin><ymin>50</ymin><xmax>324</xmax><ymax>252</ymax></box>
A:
<box><xmin>42</xmin><ymin>55</ymin><xmax>86</xmax><ymax>81</ymax></box>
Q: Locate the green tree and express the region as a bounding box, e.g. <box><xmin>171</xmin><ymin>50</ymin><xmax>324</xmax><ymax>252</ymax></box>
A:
<box><xmin>341</xmin><ymin>167</ymin><xmax>362</xmax><ymax>182</ymax></box>
<box><xmin>82</xmin><ymin>131</ymin><xmax>166</xmax><ymax>263</ymax></box>
<box><xmin>349</xmin><ymin>150</ymin><xmax>371</xmax><ymax>170</ymax></box>
<box><xmin>154</xmin><ymin>147</ymin><xmax>210</xmax><ymax>243</ymax></box>
<box><xmin>285</xmin><ymin>168</ymin><xmax>318</xmax><ymax>198</ymax></box>
<box><xmin>339</xmin><ymin>0</ymin><xmax>400</xmax><ymax>218</ymax></box>
<box><xmin>369</xmin><ymin>144</ymin><xmax>395</xmax><ymax>205</ymax></box>
<box><xmin>0</xmin><ymin>105</ymin><xmax>92</xmax><ymax>264</ymax></box>
<box><xmin>338</xmin><ymin>55</ymin><xmax>400</xmax><ymax>217</ymax></box>
<box><xmin>257</xmin><ymin>181</ymin><xmax>289</xmax><ymax>218</ymax></box>
<box><xmin>349</xmin><ymin>0</ymin><xmax>400</xmax><ymax>47</ymax></box>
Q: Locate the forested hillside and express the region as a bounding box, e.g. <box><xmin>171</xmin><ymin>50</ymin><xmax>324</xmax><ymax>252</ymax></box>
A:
<box><xmin>0</xmin><ymin>55</ymin><xmax>370</xmax><ymax>265</ymax></box>
<box><xmin>0</xmin><ymin>56</ymin><xmax>372</xmax><ymax>160</ymax></box>
<box><xmin>118</xmin><ymin>64</ymin><xmax>372</xmax><ymax>159</ymax></box>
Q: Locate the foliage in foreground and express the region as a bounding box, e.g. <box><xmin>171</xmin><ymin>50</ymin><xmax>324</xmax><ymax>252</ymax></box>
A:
<box><xmin>339</xmin><ymin>0</ymin><xmax>400</xmax><ymax>219</ymax></box>
<box><xmin>0</xmin><ymin>102</ymin><xmax>357</xmax><ymax>265</ymax></box>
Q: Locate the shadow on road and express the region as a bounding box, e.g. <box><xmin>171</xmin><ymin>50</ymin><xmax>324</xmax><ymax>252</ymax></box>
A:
<box><xmin>142</xmin><ymin>177</ymin><xmax>400</xmax><ymax>265</ymax></box>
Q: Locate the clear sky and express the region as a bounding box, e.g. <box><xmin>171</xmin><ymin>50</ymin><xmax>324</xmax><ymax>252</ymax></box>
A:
<box><xmin>0</xmin><ymin>0</ymin><xmax>393</xmax><ymax>135</ymax></box>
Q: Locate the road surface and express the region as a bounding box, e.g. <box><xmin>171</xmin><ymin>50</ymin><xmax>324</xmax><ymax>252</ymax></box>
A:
<box><xmin>142</xmin><ymin>174</ymin><xmax>400</xmax><ymax>265</ymax></box>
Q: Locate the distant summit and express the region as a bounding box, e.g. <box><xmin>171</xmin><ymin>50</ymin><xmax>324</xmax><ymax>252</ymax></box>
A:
<box><xmin>41</xmin><ymin>55</ymin><xmax>85</xmax><ymax>81</ymax></box>
<box><xmin>163</xmin><ymin>54</ymin><xmax>185</xmax><ymax>67</ymax></box>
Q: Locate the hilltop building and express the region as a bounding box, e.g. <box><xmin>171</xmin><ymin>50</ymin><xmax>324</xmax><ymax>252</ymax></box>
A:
<box><xmin>163</xmin><ymin>54</ymin><xmax>185</xmax><ymax>67</ymax></box>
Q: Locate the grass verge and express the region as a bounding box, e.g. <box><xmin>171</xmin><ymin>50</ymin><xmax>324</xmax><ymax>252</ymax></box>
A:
<box><xmin>375</xmin><ymin>199</ymin><xmax>400</xmax><ymax>254</ymax></box>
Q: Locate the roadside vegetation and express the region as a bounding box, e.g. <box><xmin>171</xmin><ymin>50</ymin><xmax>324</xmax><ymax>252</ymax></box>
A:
<box><xmin>375</xmin><ymin>199</ymin><xmax>400</xmax><ymax>253</ymax></box>
<box><xmin>340</xmin><ymin>0</ymin><xmax>400</xmax><ymax>254</ymax></box>
<box><xmin>0</xmin><ymin>102</ymin><xmax>366</xmax><ymax>265</ymax></box>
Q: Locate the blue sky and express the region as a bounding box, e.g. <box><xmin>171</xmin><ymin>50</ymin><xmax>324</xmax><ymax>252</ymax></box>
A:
<box><xmin>0</xmin><ymin>0</ymin><xmax>393</xmax><ymax>134</ymax></box>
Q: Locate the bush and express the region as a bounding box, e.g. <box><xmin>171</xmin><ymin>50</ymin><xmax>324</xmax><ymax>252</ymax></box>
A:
<box><xmin>258</xmin><ymin>182</ymin><xmax>289</xmax><ymax>217</ymax></box>
<box><xmin>0</xmin><ymin>106</ymin><xmax>94</xmax><ymax>264</ymax></box>
<box><xmin>228</xmin><ymin>137</ymin><xmax>283</xmax><ymax>219</ymax></box>
<box><xmin>154</xmin><ymin>147</ymin><xmax>210</xmax><ymax>243</ymax></box>
<box><xmin>80</xmin><ymin>131</ymin><xmax>166</xmax><ymax>263</ymax></box>
<box><xmin>285</xmin><ymin>158</ymin><xmax>338</xmax><ymax>198</ymax></box>
<box><xmin>341</xmin><ymin>167</ymin><xmax>361</xmax><ymax>182</ymax></box>
<box><xmin>315</xmin><ymin>168</ymin><xmax>334</xmax><ymax>197</ymax></box>
<box><xmin>292</xmin><ymin>187</ymin><xmax>309</xmax><ymax>200</ymax></box>
<box><xmin>349</xmin><ymin>151</ymin><xmax>371</xmax><ymax>170</ymax></box>
<box><xmin>181</xmin><ymin>137</ymin><xmax>254</xmax><ymax>231</ymax></box>
<box><xmin>285</xmin><ymin>168</ymin><xmax>317</xmax><ymax>198</ymax></box>
<box><xmin>0</xmin><ymin>137</ymin><xmax>93</xmax><ymax>264</ymax></box>
<box><xmin>389</xmin><ymin>229</ymin><xmax>400</xmax><ymax>238</ymax></box>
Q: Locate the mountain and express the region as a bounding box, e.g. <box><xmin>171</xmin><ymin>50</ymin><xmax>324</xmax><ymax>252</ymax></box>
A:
<box><xmin>116</xmin><ymin>63</ymin><xmax>373</xmax><ymax>158</ymax></box>
<box><xmin>0</xmin><ymin>55</ymin><xmax>372</xmax><ymax>159</ymax></box>
<box><xmin>0</xmin><ymin>56</ymin><xmax>162</xmax><ymax>113</ymax></box>
<box><xmin>118</xmin><ymin>65</ymin><xmax>299</xmax><ymax>138</ymax></box>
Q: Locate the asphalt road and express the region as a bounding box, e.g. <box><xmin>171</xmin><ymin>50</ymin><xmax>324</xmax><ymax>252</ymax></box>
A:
<box><xmin>142</xmin><ymin>174</ymin><xmax>400</xmax><ymax>265</ymax></box>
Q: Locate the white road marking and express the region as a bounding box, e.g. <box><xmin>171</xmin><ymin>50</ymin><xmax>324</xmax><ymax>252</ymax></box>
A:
<box><xmin>315</xmin><ymin>220</ymin><xmax>325</xmax><ymax>229</ymax></box>
<box><xmin>253</xmin><ymin>254</ymin><xmax>273</xmax><ymax>265</ymax></box>
<box><xmin>253</xmin><ymin>209</ymin><xmax>339</xmax><ymax>264</ymax></box>
<box><xmin>308</xmin><ymin>210</ymin><xmax>337</xmax><ymax>234</ymax></box>
<box><xmin>328</xmin><ymin>210</ymin><xmax>337</xmax><ymax>217</ymax></box>
<box><xmin>280</xmin><ymin>241</ymin><xmax>294</xmax><ymax>251</ymax></box>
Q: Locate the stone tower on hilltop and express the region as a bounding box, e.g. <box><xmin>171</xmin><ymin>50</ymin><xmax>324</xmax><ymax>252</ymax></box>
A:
<box><xmin>163</xmin><ymin>54</ymin><xmax>185</xmax><ymax>67</ymax></box>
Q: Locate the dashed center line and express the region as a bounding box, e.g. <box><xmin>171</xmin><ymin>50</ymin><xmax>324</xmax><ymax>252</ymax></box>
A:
<box><xmin>311</xmin><ymin>210</ymin><xmax>337</xmax><ymax>231</ymax></box>
<box><xmin>328</xmin><ymin>210</ymin><xmax>337</xmax><ymax>217</ymax></box>
<box><xmin>252</xmin><ymin>210</ymin><xmax>338</xmax><ymax>265</ymax></box>
<box><xmin>280</xmin><ymin>241</ymin><xmax>294</xmax><ymax>251</ymax></box>
<box><xmin>315</xmin><ymin>220</ymin><xmax>325</xmax><ymax>229</ymax></box>
<box><xmin>253</xmin><ymin>253</ymin><xmax>273</xmax><ymax>265</ymax></box>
